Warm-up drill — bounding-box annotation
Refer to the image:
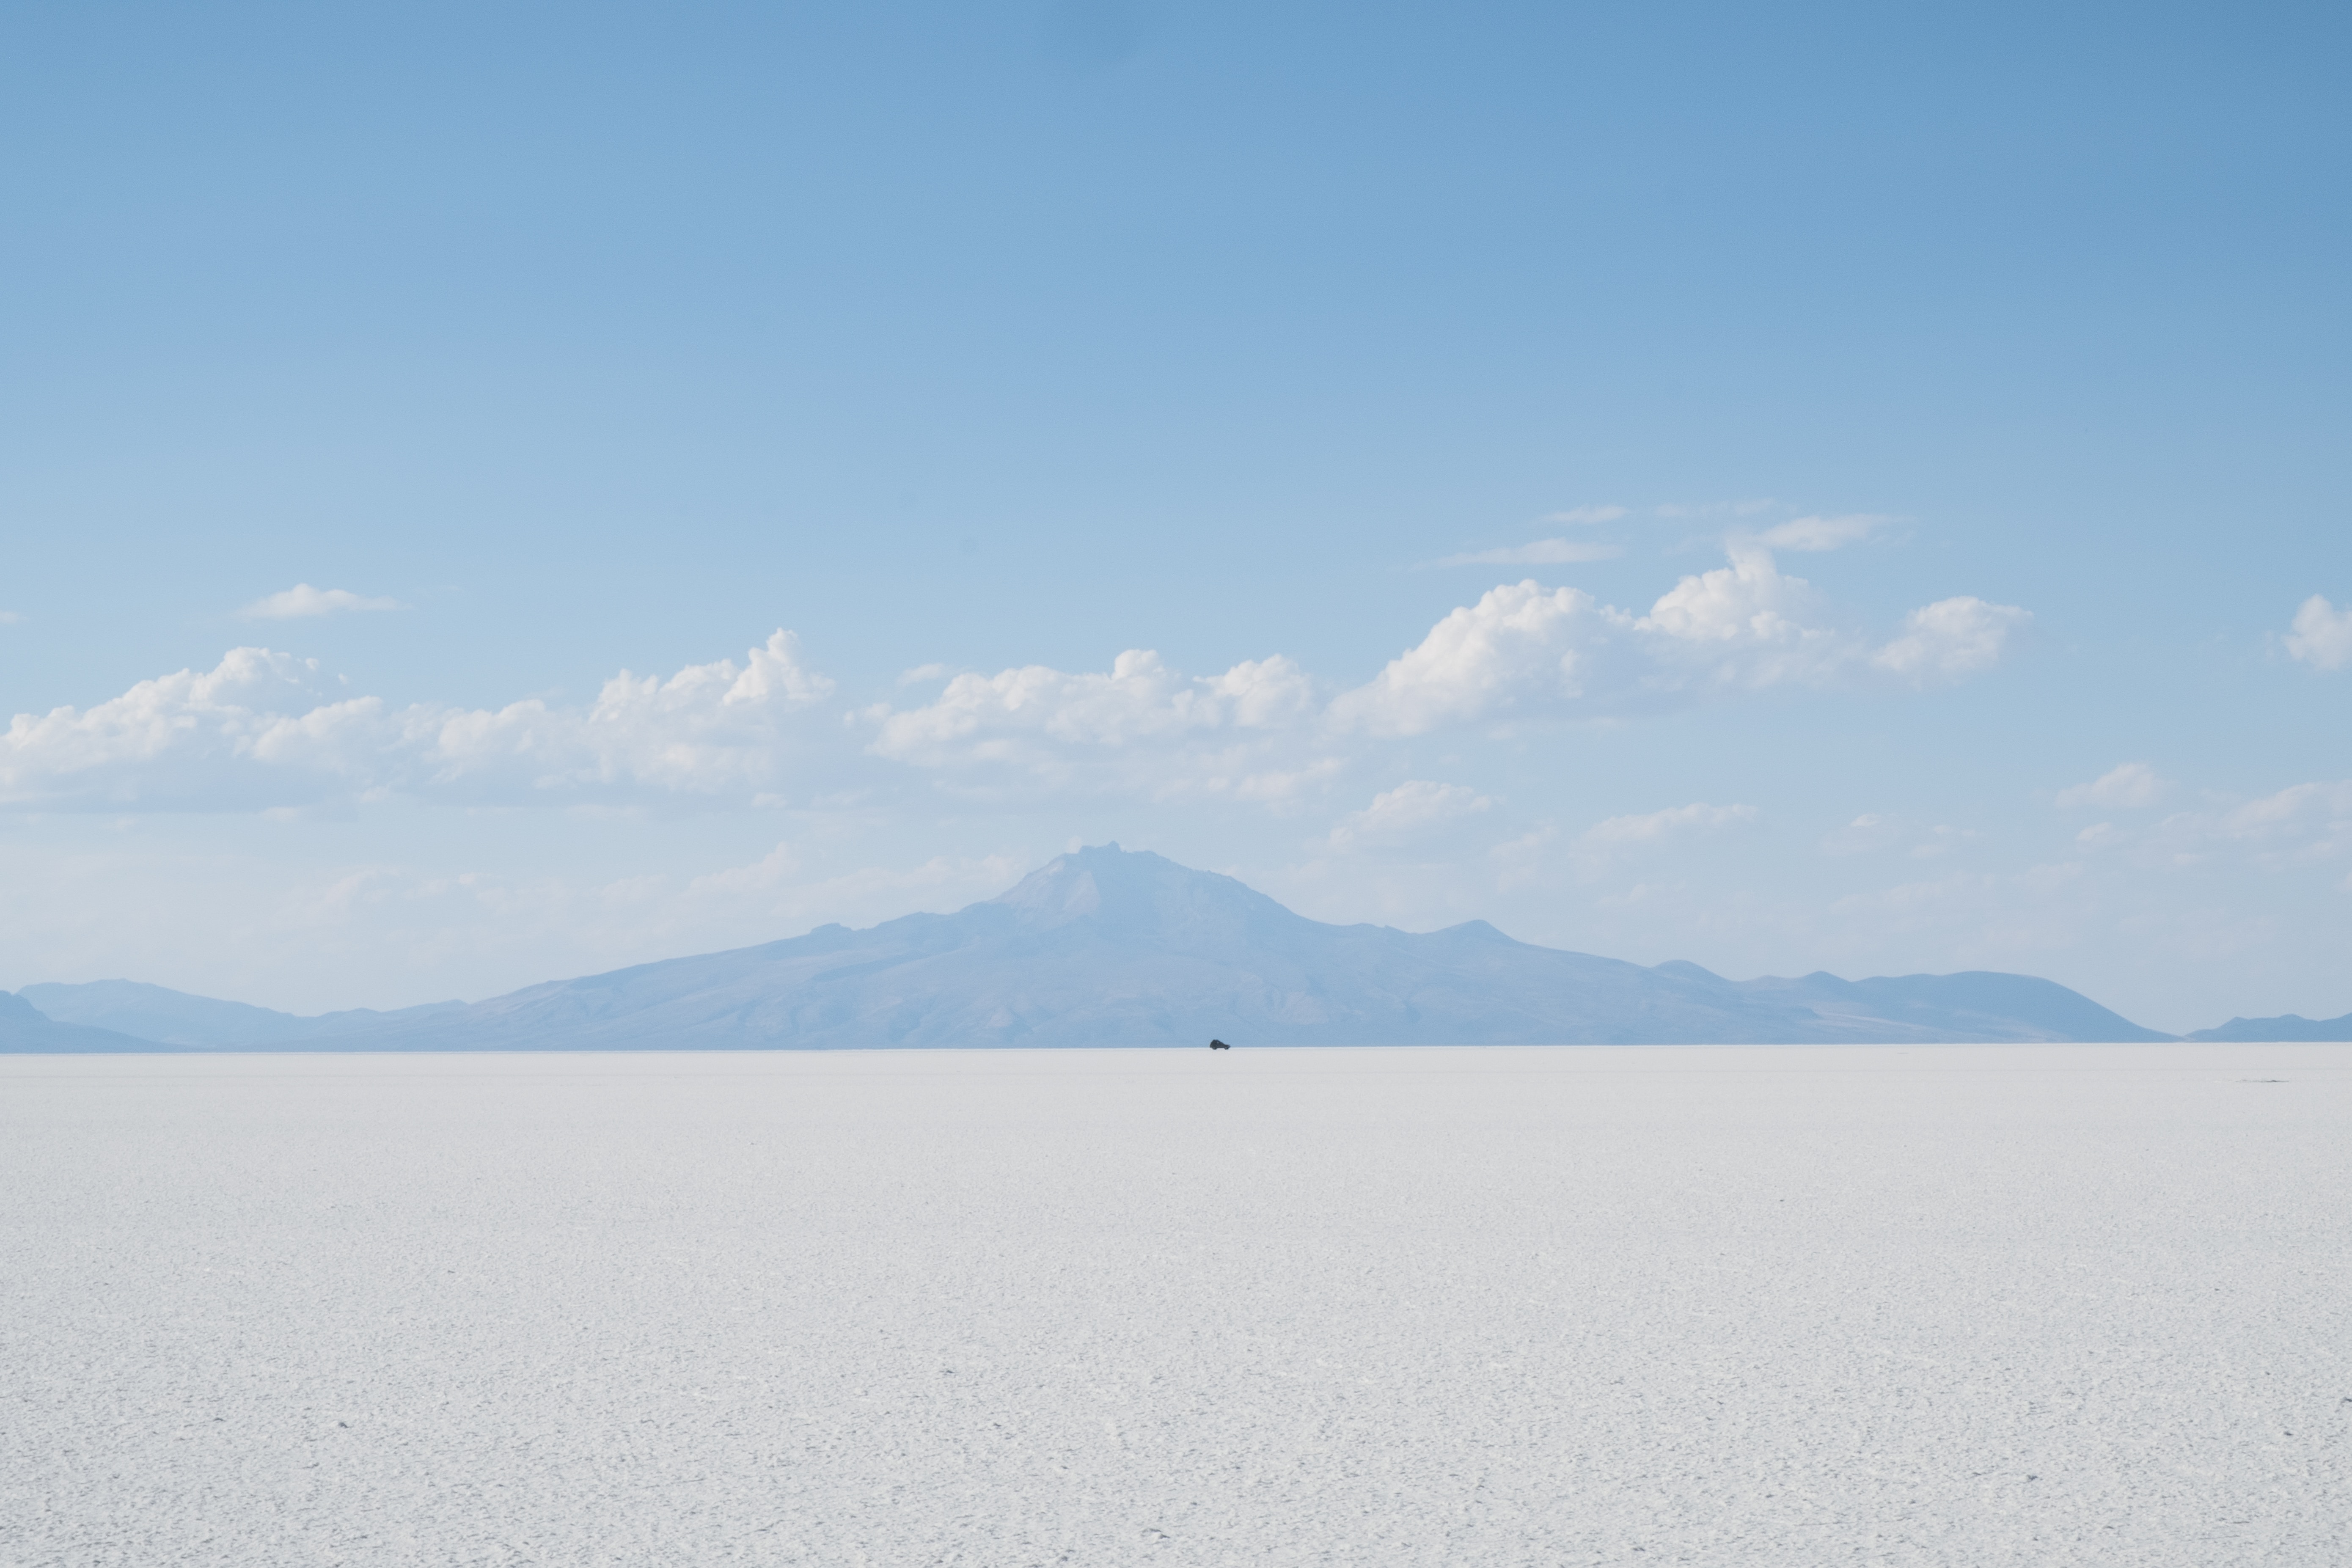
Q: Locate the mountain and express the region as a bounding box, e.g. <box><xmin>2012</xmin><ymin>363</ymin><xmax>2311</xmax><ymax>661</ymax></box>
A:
<box><xmin>2185</xmin><ymin>1012</ymin><xmax>2352</xmax><ymax>1042</ymax></box>
<box><xmin>17</xmin><ymin>979</ymin><xmax>465</xmax><ymax>1049</ymax></box>
<box><xmin>0</xmin><ymin>990</ymin><xmax>169</xmax><ymax>1054</ymax></box>
<box><xmin>235</xmin><ymin>842</ymin><xmax>2167</xmax><ymax>1050</ymax></box>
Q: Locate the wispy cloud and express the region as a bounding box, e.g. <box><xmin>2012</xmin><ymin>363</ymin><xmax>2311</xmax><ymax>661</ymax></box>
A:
<box><xmin>1871</xmin><ymin>597</ymin><xmax>2031</xmax><ymax>679</ymax></box>
<box><xmin>1546</xmin><ymin>505</ymin><xmax>1627</xmax><ymax>525</ymax></box>
<box><xmin>2055</xmin><ymin>762</ymin><xmax>2165</xmax><ymax>811</ymax></box>
<box><xmin>237</xmin><ymin>584</ymin><xmax>406</xmax><ymax>620</ymax></box>
<box><xmin>1327</xmin><ymin>780</ymin><xmax>1495</xmax><ymax>850</ymax></box>
<box><xmin>1578</xmin><ymin>801</ymin><xmax>1758</xmax><ymax>852</ymax></box>
<box><xmin>1430</xmin><ymin>538</ymin><xmax>1624</xmax><ymax>567</ymax></box>
<box><xmin>1753</xmin><ymin>513</ymin><xmax>1887</xmax><ymax>552</ymax></box>
<box><xmin>0</xmin><ymin>611</ymin><xmax>22</xmax><ymax>625</ymax></box>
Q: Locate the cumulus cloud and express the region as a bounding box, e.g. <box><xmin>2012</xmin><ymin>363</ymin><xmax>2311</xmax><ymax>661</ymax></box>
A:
<box><xmin>237</xmin><ymin>584</ymin><xmax>406</xmax><ymax>619</ymax></box>
<box><xmin>1634</xmin><ymin>545</ymin><xmax>1850</xmax><ymax>684</ymax></box>
<box><xmin>2055</xmin><ymin>762</ymin><xmax>2165</xmax><ymax>811</ymax></box>
<box><xmin>2</xmin><ymin>647</ymin><xmax>339</xmax><ymax>807</ymax></box>
<box><xmin>1327</xmin><ymin>780</ymin><xmax>1495</xmax><ymax>850</ymax></box>
<box><xmin>1331</xmin><ymin>582</ymin><xmax>1609</xmax><ymax>737</ymax></box>
<box><xmin>0</xmin><ymin>631</ymin><xmax>835</xmax><ymax>810</ymax></box>
<box><xmin>1431</xmin><ymin>539</ymin><xmax>1623</xmax><ymax>567</ymax></box>
<box><xmin>10</xmin><ymin>544</ymin><xmax>2031</xmax><ymax>813</ymax></box>
<box><xmin>1336</xmin><ymin>545</ymin><xmax>2029</xmax><ymax>735</ymax></box>
<box><xmin>1753</xmin><ymin>513</ymin><xmax>1886</xmax><ymax>552</ymax></box>
<box><xmin>865</xmin><ymin>649</ymin><xmax>1328</xmax><ymax>800</ymax></box>
<box><xmin>870</xmin><ymin>651</ymin><xmax>1312</xmax><ymax>757</ymax></box>
<box><xmin>2285</xmin><ymin>594</ymin><xmax>2352</xmax><ymax>671</ymax></box>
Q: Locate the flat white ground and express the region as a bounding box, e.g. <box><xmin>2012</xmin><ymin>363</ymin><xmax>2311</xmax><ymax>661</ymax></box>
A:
<box><xmin>2</xmin><ymin>1045</ymin><xmax>2346</xmax><ymax>1567</ymax></box>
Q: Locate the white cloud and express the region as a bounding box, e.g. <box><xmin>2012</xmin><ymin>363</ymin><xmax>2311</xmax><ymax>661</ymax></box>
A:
<box><xmin>1546</xmin><ymin>505</ymin><xmax>1628</xmax><ymax>524</ymax></box>
<box><xmin>2285</xmin><ymin>594</ymin><xmax>2352</xmax><ymax>671</ymax></box>
<box><xmin>1432</xmin><ymin>539</ymin><xmax>1624</xmax><ymax>567</ymax></box>
<box><xmin>1331</xmin><ymin>581</ymin><xmax>1610</xmax><ymax>737</ymax></box>
<box><xmin>865</xmin><ymin>649</ymin><xmax>1328</xmax><ymax>800</ymax></box>
<box><xmin>1327</xmin><ymin>780</ymin><xmax>1495</xmax><ymax>850</ymax></box>
<box><xmin>871</xmin><ymin>650</ymin><xmax>1311</xmax><ymax>756</ymax></box>
<box><xmin>1871</xmin><ymin>597</ymin><xmax>2030</xmax><ymax>679</ymax></box>
<box><xmin>0</xmin><ymin>610</ymin><xmax>22</xmax><ymax>625</ymax></box>
<box><xmin>236</xmin><ymin>584</ymin><xmax>406</xmax><ymax>619</ymax></box>
<box><xmin>0</xmin><ymin>630</ymin><xmax>835</xmax><ymax>810</ymax></box>
<box><xmin>1577</xmin><ymin>801</ymin><xmax>1758</xmax><ymax>852</ymax></box>
<box><xmin>1338</xmin><ymin>545</ymin><xmax>2028</xmax><ymax>736</ymax></box>
<box><xmin>1635</xmin><ymin>545</ymin><xmax>1846</xmax><ymax>681</ymax></box>
<box><xmin>9</xmin><ymin>545</ymin><xmax>2031</xmax><ymax>814</ymax></box>
<box><xmin>1753</xmin><ymin>513</ymin><xmax>1887</xmax><ymax>552</ymax></box>
<box><xmin>0</xmin><ymin>647</ymin><xmax>338</xmax><ymax>808</ymax></box>
<box><xmin>2055</xmin><ymin>762</ymin><xmax>2165</xmax><ymax>811</ymax></box>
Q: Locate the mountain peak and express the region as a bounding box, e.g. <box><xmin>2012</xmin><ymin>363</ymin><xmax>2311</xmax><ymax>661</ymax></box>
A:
<box><xmin>984</xmin><ymin>842</ymin><xmax>1292</xmax><ymax>939</ymax></box>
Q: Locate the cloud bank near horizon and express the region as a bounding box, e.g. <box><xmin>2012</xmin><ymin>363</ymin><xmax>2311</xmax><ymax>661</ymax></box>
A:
<box><xmin>4</xmin><ymin>546</ymin><xmax>2025</xmax><ymax>813</ymax></box>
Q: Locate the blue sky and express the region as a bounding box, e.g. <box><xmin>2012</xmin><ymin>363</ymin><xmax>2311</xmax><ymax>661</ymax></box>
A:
<box><xmin>3</xmin><ymin>1</ymin><xmax>2347</xmax><ymax>1032</ymax></box>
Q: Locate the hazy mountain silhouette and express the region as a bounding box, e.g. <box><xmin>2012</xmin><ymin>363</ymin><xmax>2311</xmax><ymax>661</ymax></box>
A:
<box><xmin>2184</xmin><ymin>1011</ymin><xmax>2352</xmax><ymax>1042</ymax></box>
<box><xmin>198</xmin><ymin>843</ymin><xmax>2167</xmax><ymax>1049</ymax></box>
<box><xmin>0</xmin><ymin>990</ymin><xmax>166</xmax><ymax>1054</ymax></box>
<box><xmin>17</xmin><ymin>979</ymin><xmax>463</xmax><ymax>1049</ymax></box>
<box><xmin>8</xmin><ymin>847</ymin><xmax>2184</xmax><ymax>1050</ymax></box>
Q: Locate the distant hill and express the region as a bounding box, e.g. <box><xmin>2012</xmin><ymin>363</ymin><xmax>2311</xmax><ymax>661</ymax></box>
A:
<box><xmin>204</xmin><ymin>842</ymin><xmax>2164</xmax><ymax>1050</ymax></box>
<box><xmin>18</xmin><ymin>979</ymin><xmax>465</xmax><ymax>1049</ymax></box>
<box><xmin>2185</xmin><ymin>1012</ymin><xmax>2352</xmax><ymax>1042</ymax></box>
<box><xmin>0</xmin><ymin>990</ymin><xmax>168</xmax><ymax>1054</ymax></box>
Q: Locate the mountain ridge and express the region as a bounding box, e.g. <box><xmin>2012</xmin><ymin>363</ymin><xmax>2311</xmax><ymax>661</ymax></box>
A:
<box><xmin>0</xmin><ymin>990</ymin><xmax>171</xmax><ymax>1054</ymax></box>
<box><xmin>2185</xmin><ymin>1011</ymin><xmax>2352</xmax><ymax>1043</ymax></box>
<box><xmin>17</xmin><ymin>979</ymin><xmax>465</xmax><ymax>1049</ymax></box>
<box><xmin>10</xmin><ymin>844</ymin><xmax>2180</xmax><ymax>1050</ymax></box>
